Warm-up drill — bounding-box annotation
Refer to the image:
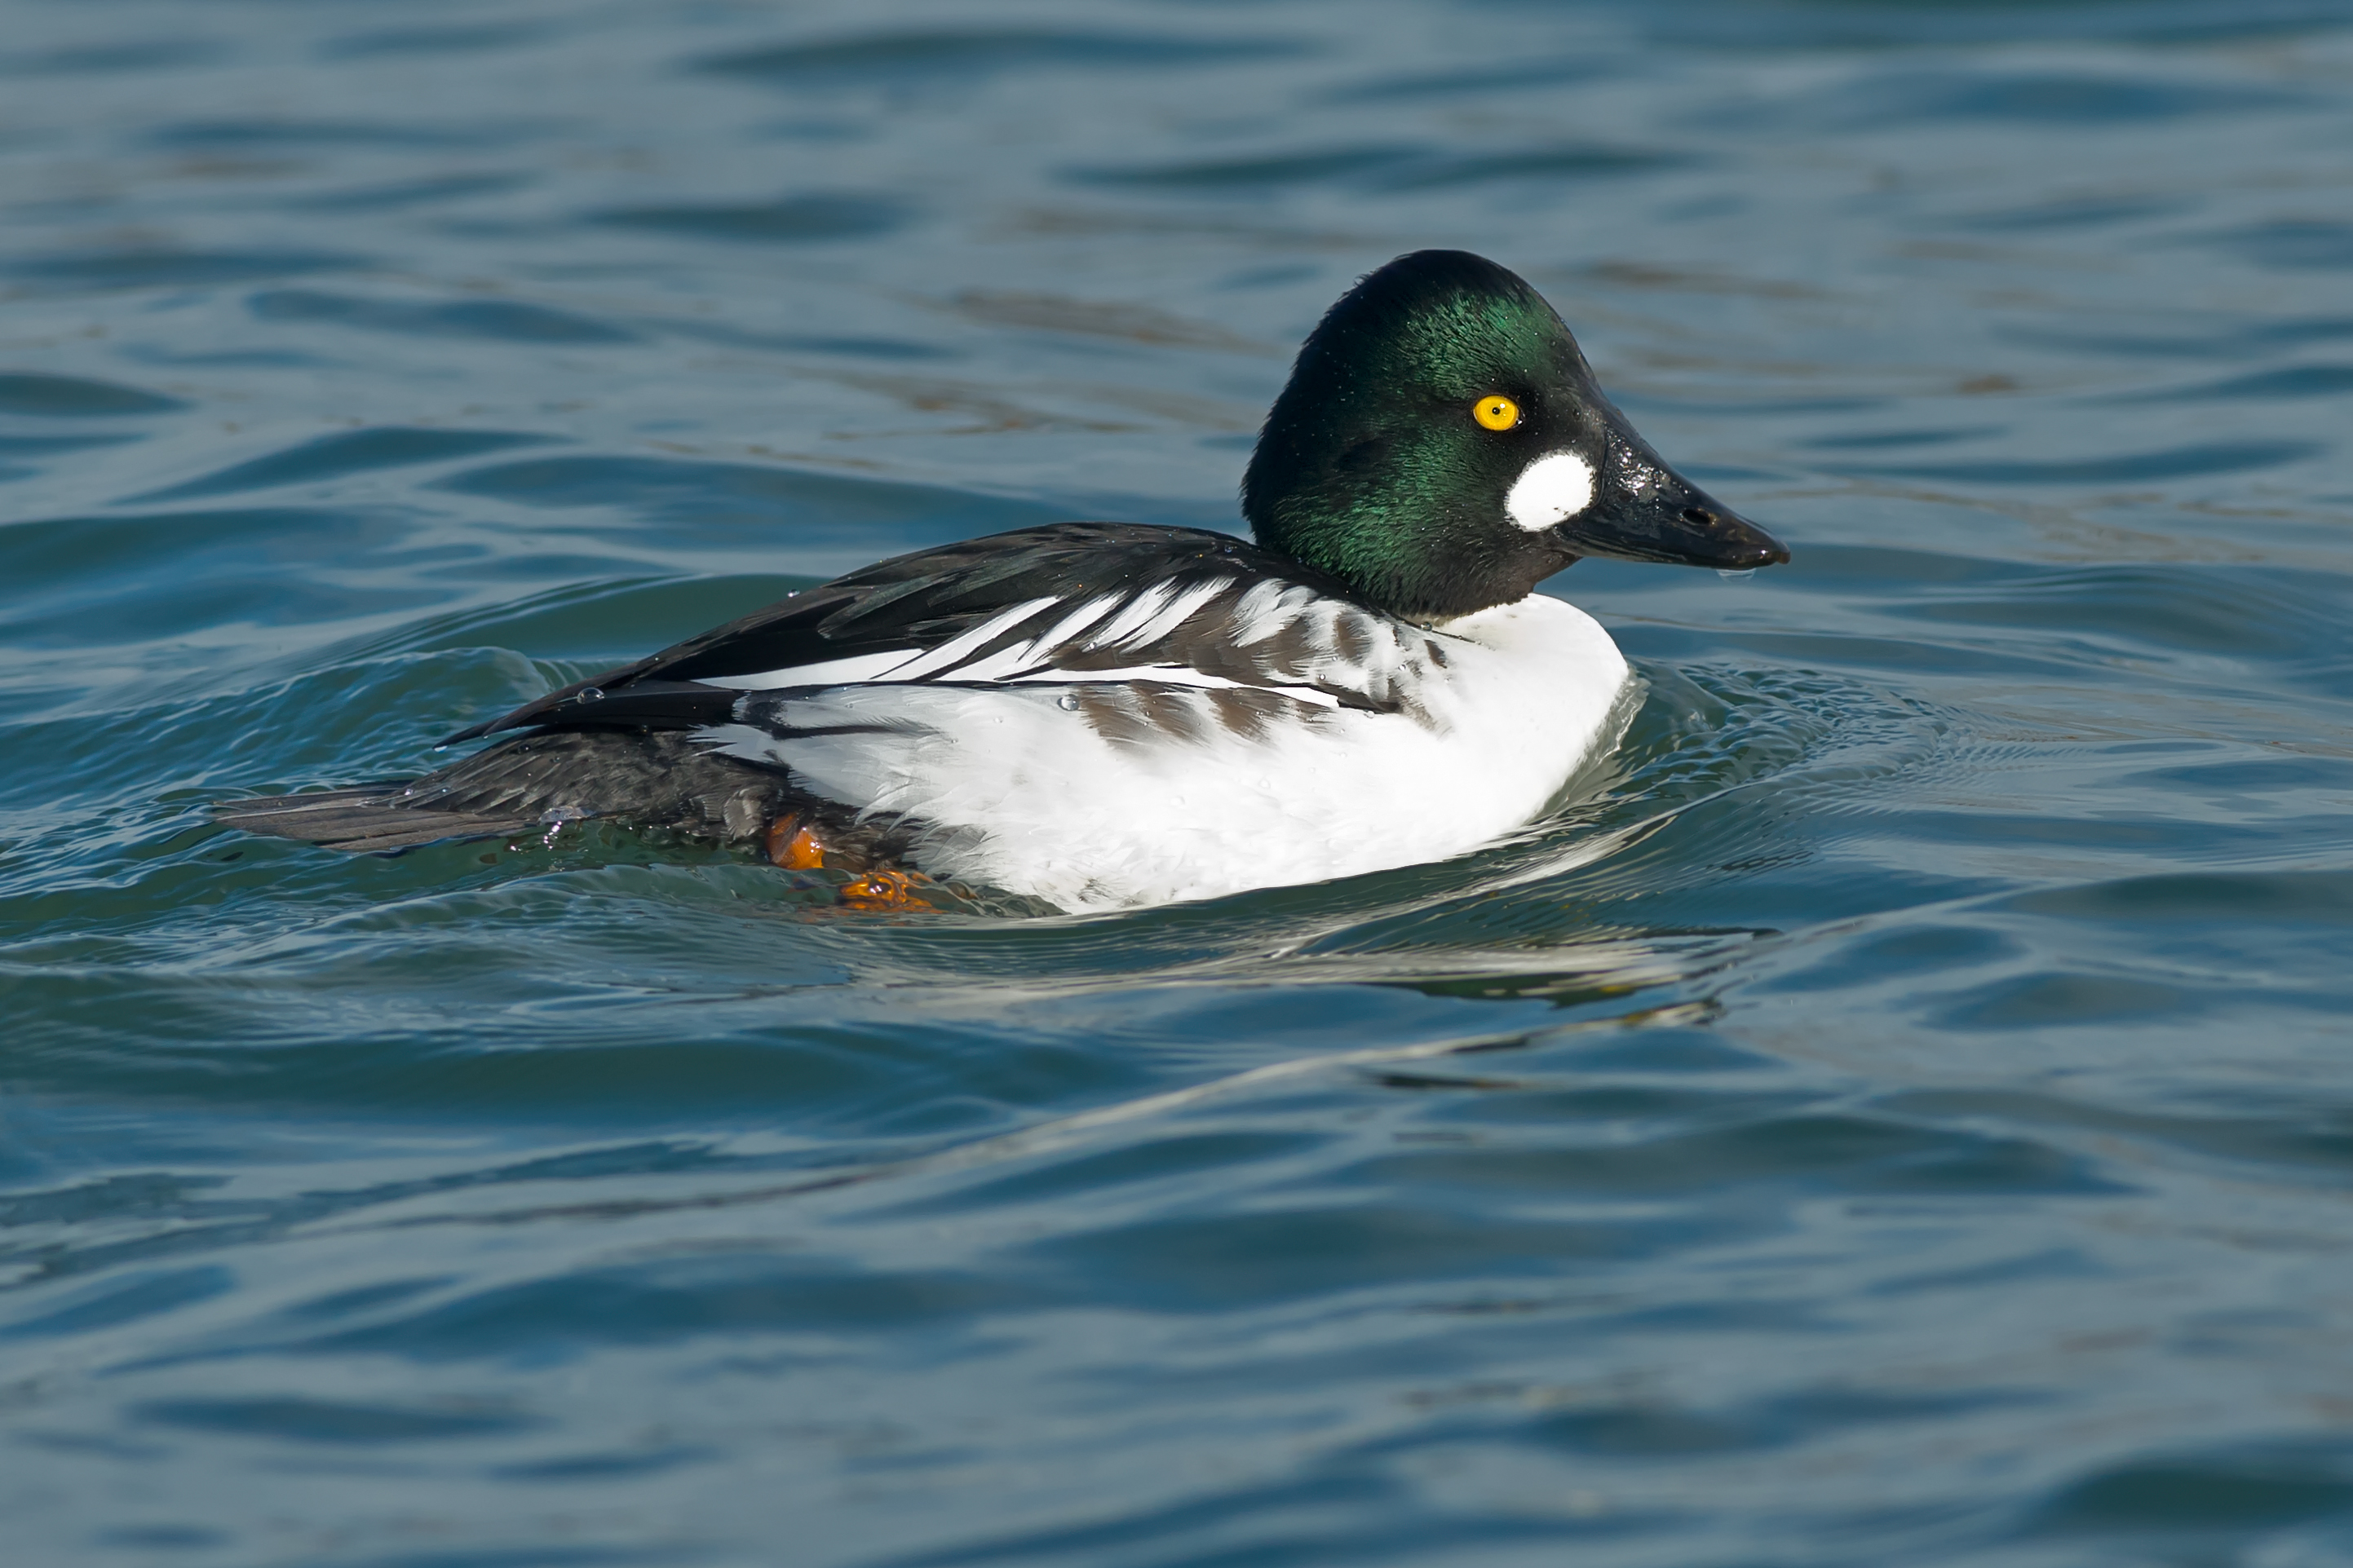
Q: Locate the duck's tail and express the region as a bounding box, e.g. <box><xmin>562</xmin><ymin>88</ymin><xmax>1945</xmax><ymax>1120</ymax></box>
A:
<box><xmin>213</xmin><ymin>730</ymin><xmax>793</xmax><ymax>853</ymax></box>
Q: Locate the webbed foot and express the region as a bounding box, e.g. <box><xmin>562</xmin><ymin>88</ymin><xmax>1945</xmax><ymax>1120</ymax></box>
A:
<box><xmin>765</xmin><ymin>814</ymin><xmax>827</xmax><ymax>869</ymax></box>
<box><xmin>768</xmin><ymin>813</ymin><xmax>930</xmax><ymax>910</ymax></box>
<box><xmin>838</xmin><ymin>868</ymin><xmax>929</xmax><ymax>912</ymax></box>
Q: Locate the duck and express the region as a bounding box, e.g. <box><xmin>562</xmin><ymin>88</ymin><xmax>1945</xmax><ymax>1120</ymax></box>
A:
<box><xmin>215</xmin><ymin>250</ymin><xmax>1789</xmax><ymax>912</ymax></box>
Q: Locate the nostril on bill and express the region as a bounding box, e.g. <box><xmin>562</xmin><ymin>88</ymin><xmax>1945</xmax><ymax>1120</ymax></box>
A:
<box><xmin>1680</xmin><ymin>506</ymin><xmax>1719</xmax><ymax>527</ymax></box>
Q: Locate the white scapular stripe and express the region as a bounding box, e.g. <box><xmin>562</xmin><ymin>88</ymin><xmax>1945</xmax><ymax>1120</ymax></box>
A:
<box><xmin>692</xmin><ymin>580</ymin><xmax>1259</xmax><ymax>695</ymax></box>
<box><xmin>1081</xmin><ymin>582</ymin><xmax>1183</xmax><ymax>650</ymax></box>
<box><xmin>1104</xmin><ymin>577</ymin><xmax>1231</xmax><ymax>651</ymax></box>
<box><xmin>889</xmin><ymin>595</ymin><xmax>1064</xmax><ymax>680</ymax></box>
<box><xmin>1027</xmin><ymin>594</ymin><xmax>1125</xmax><ymax>655</ymax></box>
<box><xmin>1506</xmin><ymin>450</ymin><xmax>1595</xmax><ymax>532</ymax></box>
<box><xmin>705</xmin><ymin>650</ymin><xmax>914</xmax><ymax>691</ymax></box>
<box><xmin>1000</xmin><ymin>666</ymin><xmax>1345</xmax><ymax>705</ymax></box>
<box><xmin>1229</xmin><ymin>581</ymin><xmax>1317</xmax><ymax>646</ymax></box>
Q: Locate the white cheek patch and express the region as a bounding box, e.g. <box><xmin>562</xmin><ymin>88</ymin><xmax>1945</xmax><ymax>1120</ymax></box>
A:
<box><xmin>1506</xmin><ymin>451</ymin><xmax>1596</xmax><ymax>532</ymax></box>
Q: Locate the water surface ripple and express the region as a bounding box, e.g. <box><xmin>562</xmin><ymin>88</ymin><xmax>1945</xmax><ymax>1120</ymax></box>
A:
<box><xmin>4</xmin><ymin>2</ymin><xmax>2353</xmax><ymax>1564</ymax></box>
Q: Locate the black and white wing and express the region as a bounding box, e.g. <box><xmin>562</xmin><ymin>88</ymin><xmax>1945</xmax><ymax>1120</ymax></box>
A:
<box><xmin>449</xmin><ymin>523</ymin><xmax>1439</xmax><ymax>743</ymax></box>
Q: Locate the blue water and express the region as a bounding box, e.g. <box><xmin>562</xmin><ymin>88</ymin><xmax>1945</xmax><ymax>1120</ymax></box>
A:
<box><xmin>6</xmin><ymin>1</ymin><xmax>2353</xmax><ymax>1562</ymax></box>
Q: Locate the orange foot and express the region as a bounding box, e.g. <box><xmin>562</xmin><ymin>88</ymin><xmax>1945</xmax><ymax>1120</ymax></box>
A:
<box><xmin>765</xmin><ymin>815</ymin><xmax>826</xmax><ymax>870</ymax></box>
<box><xmin>838</xmin><ymin>869</ymin><xmax>929</xmax><ymax>912</ymax></box>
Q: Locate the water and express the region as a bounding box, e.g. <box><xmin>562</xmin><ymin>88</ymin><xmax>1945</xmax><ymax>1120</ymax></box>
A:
<box><xmin>5</xmin><ymin>1</ymin><xmax>2353</xmax><ymax>1561</ymax></box>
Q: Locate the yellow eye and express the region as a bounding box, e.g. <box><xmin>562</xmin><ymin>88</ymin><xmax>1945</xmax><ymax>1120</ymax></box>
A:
<box><xmin>1473</xmin><ymin>395</ymin><xmax>1520</xmax><ymax>431</ymax></box>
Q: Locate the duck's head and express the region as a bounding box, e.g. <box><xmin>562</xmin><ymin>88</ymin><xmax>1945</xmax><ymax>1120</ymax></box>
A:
<box><xmin>1244</xmin><ymin>250</ymin><xmax>1789</xmax><ymax>622</ymax></box>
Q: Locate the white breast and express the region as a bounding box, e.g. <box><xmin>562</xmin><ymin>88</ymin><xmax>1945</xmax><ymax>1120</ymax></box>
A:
<box><xmin>701</xmin><ymin>593</ymin><xmax>1630</xmax><ymax>911</ymax></box>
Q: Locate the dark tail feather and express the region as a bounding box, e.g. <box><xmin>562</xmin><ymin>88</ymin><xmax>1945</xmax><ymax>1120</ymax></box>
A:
<box><xmin>214</xmin><ymin>730</ymin><xmax>794</xmax><ymax>853</ymax></box>
<box><xmin>213</xmin><ymin>788</ymin><xmax>540</xmax><ymax>851</ymax></box>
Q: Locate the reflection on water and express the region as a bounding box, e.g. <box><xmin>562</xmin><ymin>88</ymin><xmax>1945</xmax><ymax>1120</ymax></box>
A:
<box><xmin>4</xmin><ymin>1</ymin><xmax>2353</xmax><ymax>1564</ymax></box>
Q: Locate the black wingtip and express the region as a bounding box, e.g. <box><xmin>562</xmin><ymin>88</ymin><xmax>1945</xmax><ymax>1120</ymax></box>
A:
<box><xmin>440</xmin><ymin>692</ymin><xmax>566</xmax><ymax>747</ymax></box>
<box><xmin>439</xmin><ymin>717</ymin><xmax>500</xmax><ymax>747</ymax></box>
<box><xmin>439</xmin><ymin>679</ymin><xmax>739</xmax><ymax>744</ymax></box>
<box><xmin>441</xmin><ymin>659</ymin><xmax>671</xmax><ymax>749</ymax></box>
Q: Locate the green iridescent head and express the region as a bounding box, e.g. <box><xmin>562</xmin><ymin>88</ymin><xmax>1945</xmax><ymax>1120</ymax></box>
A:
<box><xmin>1244</xmin><ymin>250</ymin><xmax>1786</xmax><ymax>621</ymax></box>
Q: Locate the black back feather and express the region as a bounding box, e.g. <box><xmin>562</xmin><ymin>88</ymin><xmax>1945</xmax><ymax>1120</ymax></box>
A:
<box><xmin>448</xmin><ymin>523</ymin><xmax>1364</xmax><ymax>743</ymax></box>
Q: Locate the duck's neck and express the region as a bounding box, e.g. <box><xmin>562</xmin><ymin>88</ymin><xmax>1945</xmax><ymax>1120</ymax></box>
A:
<box><xmin>1249</xmin><ymin>501</ymin><xmax>1567</xmax><ymax>623</ymax></box>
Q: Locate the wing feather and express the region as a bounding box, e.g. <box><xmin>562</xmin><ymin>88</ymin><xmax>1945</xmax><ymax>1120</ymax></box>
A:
<box><xmin>445</xmin><ymin>521</ymin><xmax>1426</xmax><ymax>745</ymax></box>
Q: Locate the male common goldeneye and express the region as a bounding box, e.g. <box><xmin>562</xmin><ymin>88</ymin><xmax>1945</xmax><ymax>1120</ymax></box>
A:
<box><xmin>216</xmin><ymin>250</ymin><xmax>1788</xmax><ymax>911</ymax></box>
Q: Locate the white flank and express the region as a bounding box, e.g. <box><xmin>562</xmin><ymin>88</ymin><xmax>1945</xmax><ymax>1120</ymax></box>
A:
<box><xmin>1506</xmin><ymin>450</ymin><xmax>1595</xmax><ymax>532</ymax></box>
<box><xmin>701</xmin><ymin>593</ymin><xmax>1630</xmax><ymax>912</ymax></box>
